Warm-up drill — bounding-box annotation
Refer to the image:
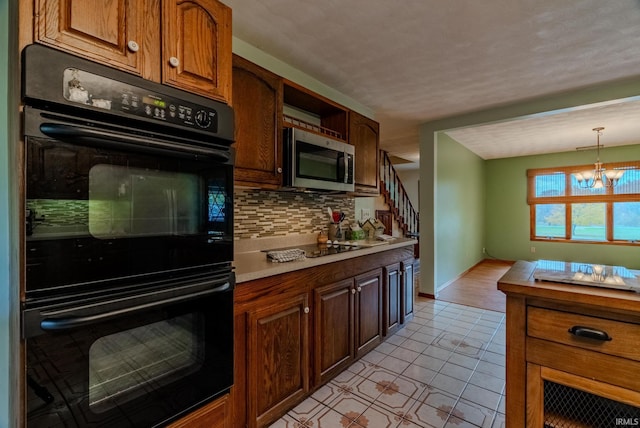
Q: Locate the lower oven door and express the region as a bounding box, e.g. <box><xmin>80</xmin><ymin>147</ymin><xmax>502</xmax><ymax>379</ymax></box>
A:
<box><xmin>23</xmin><ymin>273</ymin><xmax>234</xmax><ymax>428</ymax></box>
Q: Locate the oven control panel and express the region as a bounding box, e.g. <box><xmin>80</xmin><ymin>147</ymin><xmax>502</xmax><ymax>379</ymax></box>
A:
<box><xmin>63</xmin><ymin>68</ymin><xmax>219</xmax><ymax>132</ymax></box>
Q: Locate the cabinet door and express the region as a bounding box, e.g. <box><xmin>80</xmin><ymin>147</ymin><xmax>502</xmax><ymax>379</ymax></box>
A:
<box><xmin>36</xmin><ymin>0</ymin><xmax>149</xmax><ymax>75</ymax></box>
<box><xmin>232</xmin><ymin>55</ymin><xmax>284</xmax><ymax>187</ymax></box>
<box><xmin>248</xmin><ymin>293</ymin><xmax>310</xmax><ymax>428</ymax></box>
<box><xmin>314</xmin><ymin>279</ymin><xmax>355</xmax><ymax>385</ymax></box>
<box><xmin>162</xmin><ymin>0</ymin><xmax>232</xmax><ymax>102</ymax></box>
<box><xmin>401</xmin><ymin>258</ymin><xmax>415</xmax><ymax>323</ymax></box>
<box><xmin>354</xmin><ymin>269</ymin><xmax>383</xmax><ymax>358</ymax></box>
<box><xmin>349</xmin><ymin>111</ymin><xmax>380</xmax><ymax>193</ymax></box>
<box><xmin>167</xmin><ymin>394</ymin><xmax>229</xmax><ymax>428</ymax></box>
<box><xmin>383</xmin><ymin>263</ymin><xmax>401</xmax><ymax>337</ymax></box>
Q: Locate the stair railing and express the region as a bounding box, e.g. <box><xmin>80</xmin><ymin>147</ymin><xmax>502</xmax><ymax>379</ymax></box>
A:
<box><xmin>380</xmin><ymin>150</ymin><xmax>419</xmax><ymax>237</ymax></box>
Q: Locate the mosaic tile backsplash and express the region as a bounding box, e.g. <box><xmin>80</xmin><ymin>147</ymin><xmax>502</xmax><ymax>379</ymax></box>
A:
<box><xmin>234</xmin><ymin>189</ymin><xmax>355</xmax><ymax>240</ymax></box>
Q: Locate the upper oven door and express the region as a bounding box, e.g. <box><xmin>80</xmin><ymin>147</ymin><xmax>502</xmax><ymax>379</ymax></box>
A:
<box><xmin>24</xmin><ymin>107</ymin><xmax>234</xmax><ymax>298</ymax></box>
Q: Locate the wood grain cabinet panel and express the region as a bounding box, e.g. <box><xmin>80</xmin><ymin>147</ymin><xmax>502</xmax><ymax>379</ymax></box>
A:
<box><xmin>36</xmin><ymin>0</ymin><xmax>148</xmax><ymax>75</ymax></box>
<box><xmin>355</xmin><ymin>269</ymin><xmax>383</xmax><ymax>357</ymax></box>
<box><xmin>401</xmin><ymin>258</ymin><xmax>415</xmax><ymax>323</ymax></box>
<box><xmin>383</xmin><ymin>263</ymin><xmax>401</xmax><ymax>337</ymax></box>
<box><xmin>162</xmin><ymin>0</ymin><xmax>232</xmax><ymax>101</ymax></box>
<box><xmin>232</xmin><ymin>55</ymin><xmax>283</xmax><ymax>187</ymax></box>
<box><xmin>314</xmin><ymin>278</ymin><xmax>355</xmax><ymax>385</ymax></box>
<box><xmin>167</xmin><ymin>394</ymin><xmax>230</xmax><ymax>428</ymax></box>
<box><xmin>349</xmin><ymin>111</ymin><xmax>380</xmax><ymax>194</ymax></box>
<box><xmin>33</xmin><ymin>0</ymin><xmax>232</xmax><ymax>103</ymax></box>
<box><xmin>248</xmin><ymin>293</ymin><xmax>310</xmax><ymax>428</ymax></box>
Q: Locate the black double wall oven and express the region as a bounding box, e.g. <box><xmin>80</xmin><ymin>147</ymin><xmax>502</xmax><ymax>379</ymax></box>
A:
<box><xmin>21</xmin><ymin>45</ymin><xmax>235</xmax><ymax>427</ymax></box>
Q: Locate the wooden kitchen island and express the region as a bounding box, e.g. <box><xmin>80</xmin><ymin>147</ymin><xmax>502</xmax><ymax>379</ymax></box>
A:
<box><xmin>498</xmin><ymin>260</ymin><xmax>640</xmax><ymax>427</ymax></box>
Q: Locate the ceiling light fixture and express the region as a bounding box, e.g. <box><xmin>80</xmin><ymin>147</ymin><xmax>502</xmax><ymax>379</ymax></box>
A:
<box><xmin>573</xmin><ymin>127</ymin><xmax>624</xmax><ymax>189</ymax></box>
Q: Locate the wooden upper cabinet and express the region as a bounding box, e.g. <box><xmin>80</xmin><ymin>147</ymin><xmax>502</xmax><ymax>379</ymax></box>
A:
<box><xmin>349</xmin><ymin>111</ymin><xmax>380</xmax><ymax>194</ymax></box>
<box><xmin>32</xmin><ymin>0</ymin><xmax>232</xmax><ymax>103</ymax></box>
<box><xmin>35</xmin><ymin>0</ymin><xmax>149</xmax><ymax>75</ymax></box>
<box><xmin>163</xmin><ymin>0</ymin><xmax>232</xmax><ymax>102</ymax></box>
<box><xmin>232</xmin><ymin>55</ymin><xmax>283</xmax><ymax>187</ymax></box>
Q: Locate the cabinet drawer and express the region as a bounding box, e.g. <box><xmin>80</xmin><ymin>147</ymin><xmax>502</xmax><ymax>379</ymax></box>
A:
<box><xmin>527</xmin><ymin>306</ymin><xmax>640</xmax><ymax>362</ymax></box>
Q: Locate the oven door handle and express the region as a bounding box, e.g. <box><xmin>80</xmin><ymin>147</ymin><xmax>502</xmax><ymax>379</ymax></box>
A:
<box><xmin>39</xmin><ymin>123</ymin><xmax>231</xmax><ymax>162</ymax></box>
<box><xmin>38</xmin><ymin>282</ymin><xmax>231</xmax><ymax>332</ymax></box>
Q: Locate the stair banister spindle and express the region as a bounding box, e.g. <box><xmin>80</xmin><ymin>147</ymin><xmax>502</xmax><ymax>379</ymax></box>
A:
<box><xmin>379</xmin><ymin>150</ymin><xmax>419</xmax><ymax>238</ymax></box>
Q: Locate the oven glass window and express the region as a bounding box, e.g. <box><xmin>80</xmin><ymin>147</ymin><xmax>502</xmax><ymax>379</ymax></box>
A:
<box><xmin>89</xmin><ymin>165</ymin><xmax>203</xmax><ymax>238</ymax></box>
<box><xmin>89</xmin><ymin>313</ymin><xmax>204</xmax><ymax>413</ymax></box>
<box><xmin>297</xmin><ymin>141</ymin><xmax>341</xmax><ymax>181</ymax></box>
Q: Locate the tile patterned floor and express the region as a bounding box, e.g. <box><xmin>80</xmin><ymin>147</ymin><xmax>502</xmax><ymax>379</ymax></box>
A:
<box><xmin>269</xmin><ymin>299</ymin><xmax>506</xmax><ymax>428</ymax></box>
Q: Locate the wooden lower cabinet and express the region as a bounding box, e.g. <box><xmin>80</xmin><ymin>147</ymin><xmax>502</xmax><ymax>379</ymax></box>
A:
<box><xmin>232</xmin><ymin>246</ymin><xmax>414</xmax><ymax>428</ymax></box>
<box><xmin>384</xmin><ymin>259</ymin><xmax>414</xmax><ymax>337</ymax></box>
<box><xmin>167</xmin><ymin>394</ymin><xmax>230</xmax><ymax>428</ymax></box>
<box><xmin>247</xmin><ymin>293</ymin><xmax>310</xmax><ymax>428</ymax></box>
<box><xmin>383</xmin><ymin>263</ymin><xmax>402</xmax><ymax>336</ymax></box>
<box><xmin>314</xmin><ymin>270</ymin><xmax>383</xmax><ymax>383</ymax></box>
<box><xmin>401</xmin><ymin>258</ymin><xmax>415</xmax><ymax>323</ymax></box>
<box><xmin>314</xmin><ymin>278</ymin><xmax>355</xmax><ymax>384</ymax></box>
<box><xmin>354</xmin><ymin>269</ymin><xmax>383</xmax><ymax>357</ymax></box>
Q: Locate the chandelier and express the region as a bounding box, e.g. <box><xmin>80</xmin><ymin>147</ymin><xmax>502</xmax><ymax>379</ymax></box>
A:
<box><xmin>573</xmin><ymin>127</ymin><xmax>624</xmax><ymax>189</ymax></box>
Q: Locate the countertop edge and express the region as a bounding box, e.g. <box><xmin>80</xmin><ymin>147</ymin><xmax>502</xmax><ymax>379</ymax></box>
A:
<box><xmin>233</xmin><ymin>238</ymin><xmax>417</xmax><ymax>283</ymax></box>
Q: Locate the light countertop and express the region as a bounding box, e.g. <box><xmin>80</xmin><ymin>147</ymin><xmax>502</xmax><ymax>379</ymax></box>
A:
<box><xmin>233</xmin><ymin>236</ymin><xmax>416</xmax><ymax>283</ymax></box>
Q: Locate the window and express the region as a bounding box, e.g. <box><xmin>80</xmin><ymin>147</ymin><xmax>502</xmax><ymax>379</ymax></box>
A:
<box><xmin>527</xmin><ymin>162</ymin><xmax>640</xmax><ymax>245</ymax></box>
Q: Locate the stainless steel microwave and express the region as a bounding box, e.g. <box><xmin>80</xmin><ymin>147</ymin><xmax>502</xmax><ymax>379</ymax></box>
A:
<box><xmin>283</xmin><ymin>127</ymin><xmax>355</xmax><ymax>192</ymax></box>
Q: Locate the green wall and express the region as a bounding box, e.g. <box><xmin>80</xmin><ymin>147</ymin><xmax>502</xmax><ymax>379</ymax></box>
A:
<box><xmin>420</xmin><ymin>79</ymin><xmax>640</xmax><ymax>296</ymax></box>
<box><xmin>486</xmin><ymin>144</ymin><xmax>640</xmax><ymax>269</ymax></box>
<box><xmin>435</xmin><ymin>133</ymin><xmax>485</xmax><ymax>290</ymax></box>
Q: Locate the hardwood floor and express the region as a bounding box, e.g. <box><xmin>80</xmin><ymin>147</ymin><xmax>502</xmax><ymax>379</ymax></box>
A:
<box><xmin>436</xmin><ymin>259</ymin><xmax>514</xmax><ymax>312</ymax></box>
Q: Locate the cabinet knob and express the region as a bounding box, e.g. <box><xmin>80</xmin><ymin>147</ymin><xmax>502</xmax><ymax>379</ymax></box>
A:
<box><xmin>277</xmin><ymin>167</ymin><xmax>283</xmax><ymax>174</ymax></box>
<box><xmin>127</xmin><ymin>40</ymin><xmax>139</xmax><ymax>52</ymax></box>
<box><xmin>357</xmin><ymin>286</ymin><xmax>362</xmax><ymax>292</ymax></box>
<box><xmin>169</xmin><ymin>57</ymin><xmax>180</xmax><ymax>67</ymax></box>
<box><xmin>304</xmin><ymin>307</ymin><xmax>310</xmax><ymax>314</ymax></box>
<box><xmin>351</xmin><ymin>288</ymin><xmax>356</xmax><ymax>294</ymax></box>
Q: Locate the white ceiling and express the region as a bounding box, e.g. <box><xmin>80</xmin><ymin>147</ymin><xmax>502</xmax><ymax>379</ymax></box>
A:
<box><xmin>223</xmin><ymin>0</ymin><xmax>640</xmax><ymax>166</ymax></box>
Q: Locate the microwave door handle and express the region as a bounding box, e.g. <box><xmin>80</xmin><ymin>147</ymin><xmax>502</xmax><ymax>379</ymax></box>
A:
<box><xmin>37</xmin><ymin>282</ymin><xmax>231</xmax><ymax>333</ymax></box>
<box><xmin>344</xmin><ymin>152</ymin><xmax>348</xmax><ymax>183</ymax></box>
<box><xmin>39</xmin><ymin>123</ymin><xmax>231</xmax><ymax>162</ymax></box>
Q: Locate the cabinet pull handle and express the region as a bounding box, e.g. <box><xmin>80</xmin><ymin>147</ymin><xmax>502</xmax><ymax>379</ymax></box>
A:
<box><xmin>304</xmin><ymin>307</ymin><xmax>310</xmax><ymax>314</ymax></box>
<box><xmin>169</xmin><ymin>57</ymin><xmax>180</xmax><ymax>67</ymax></box>
<box><xmin>568</xmin><ymin>325</ymin><xmax>612</xmax><ymax>342</ymax></box>
<box><xmin>127</xmin><ymin>40</ymin><xmax>139</xmax><ymax>52</ymax></box>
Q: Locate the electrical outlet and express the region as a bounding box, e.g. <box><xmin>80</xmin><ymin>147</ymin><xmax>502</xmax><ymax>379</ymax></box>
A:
<box><xmin>530</xmin><ymin>246</ymin><xmax>536</xmax><ymax>253</ymax></box>
<box><xmin>482</xmin><ymin>247</ymin><xmax>486</xmax><ymax>254</ymax></box>
<box><xmin>361</xmin><ymin>209</ymin><xmax>371</xmax><ymax>220</ymax></box>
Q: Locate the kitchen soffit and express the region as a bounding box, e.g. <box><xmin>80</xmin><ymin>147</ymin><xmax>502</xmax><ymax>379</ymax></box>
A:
<box><xmin>224</xmin><ymin>0</ymin><xmax>640</xmax><ymax>164</ymax></box>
